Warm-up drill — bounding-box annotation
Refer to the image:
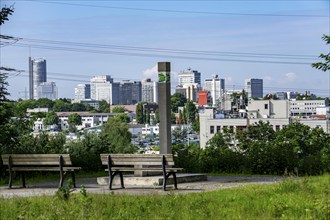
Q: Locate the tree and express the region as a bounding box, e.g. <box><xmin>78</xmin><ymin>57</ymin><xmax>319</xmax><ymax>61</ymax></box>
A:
<box><xmin>312</xmin><ymin>35</ymin><xmax>330</xmax><ymax>72</ymax></box>
<box><xmin>172</xmin><ymin>126</ymin><xmax>187</xmax><ymax>144</ymax></box>
<box><xmin>68</xmin><ymin>113</ymin><xmax>82</xmax><ymax>132</ymax></box>
<box><xmin>154</xmin><ymin>109</ymin><xmax>160</xmax><ymax>124</ymax></box>
<box><xmin>112</xmin><ymin>106</ymin><xmax>126</xmax><ymax>113</ymax></box>
<box><xmin>136</xmin><ymin>102</ymin><xmax>144</xmax><ymax>124</ymax></box>
<box><xmin>53</xmin><ymin>99</ymin><xmax>71</xmax><ymax>112</ymax></box>
<box><xmin>185</xmin><ymin>100</ymin><xmax>197</xmax><ymax>124</ymax></box>
<box><xmin>0</xmin><ymin>6</ymin><xmax>14</xmax><ymax>25</ymax></box>
<box><xmin>171</xmin><ymin>93</ymin><xmax>187</xmax><ymax>113</ymax></box>
<box><xmin>100</xmin><ymin>117</ymin><xmax>135</xmax><ymax>153</ymax></box>
<box><xmin>43</xmin><ymin>111</ymin><xmax>60</xmax><ymax>129</ymax></box>
<box><xmin>112</xmin><ymin>113</ymin><xmax>130</xmax><ymax>123</ymax></box>
<box><xmin>0</xmin><ymin>72</ymin><xmax>9</xmax><ymax>104</ymax></box>
<box><xmin>145</xmin><ymin>108</ymin><xmax>150</xmax><ymax>125</ymax></box>
<box><xmin>98</xmin><ymin>100</ymin><xmax>110</xmax><ymax>113</ymax></box>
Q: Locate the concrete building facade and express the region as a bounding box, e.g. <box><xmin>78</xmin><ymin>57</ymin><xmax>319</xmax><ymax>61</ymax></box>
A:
<box><xmin>245</xmin><ymin>78</ymin><xmax>263</xmax><ymax>99</ymax></box>
<box><xmin>37</xmin><ymin>82</ymin><xmax>58</xmax><ymax>100</ymax></box>
<box><xmin>178</xmin><ymin>68</ymin><xmax>201</xmax><ymax>86</ymax></box>
<box><xmin>74</xmin><ymin>84</ymin><xmax>91</xmax><ymax>101</ymax></box>
<box><xmin>29</xmin><ymin>57</ymin><xmax>47</xmax><ymax>100</ymax></box>
<box><xmin>142</xmin><ymin>78</ymin><xmax>158</xmax><ymax>103</ymax></box>
<box><xmin>204</xmin><ymin>75</ymin><xmax>225</xmax><ymax>107</ymax></box>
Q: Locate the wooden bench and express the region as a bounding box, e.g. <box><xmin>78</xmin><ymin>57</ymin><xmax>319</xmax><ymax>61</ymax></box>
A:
<box><xmin>100</xmin><ymin>154</ymin><xmax>183</xmax><ymax>191</ymax></box>
<box><xmin>1</xmin><ymin>154</ymin><xmax>81</xmax><ymax>188</ymax></box>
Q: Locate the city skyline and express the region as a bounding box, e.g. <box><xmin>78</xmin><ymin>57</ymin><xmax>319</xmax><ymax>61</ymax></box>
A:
<box><xmin>1</xmin><ymin>0</ymin><xmax>329</xmax><ymax>99</ymax></box>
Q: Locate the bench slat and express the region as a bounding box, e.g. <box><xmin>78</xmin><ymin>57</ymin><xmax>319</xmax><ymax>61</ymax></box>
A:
<box><xmin>100</xmin><ymin>154</ymin><xmax>175</xmax><ymax>166</ymax></box>
<box><xmin>105</xmin><ymin>167</ymin><xmax>183</xmax><ymax>172</ymax></box>
<box><xmin>9</xmin><ymin>168</ymin><xmax>80</xmax><ymax>171</ymax></box>
<box><xmin>1</xmin><ymin>154</ymin><xmax>73</xmax><ymax>166</ymax></box>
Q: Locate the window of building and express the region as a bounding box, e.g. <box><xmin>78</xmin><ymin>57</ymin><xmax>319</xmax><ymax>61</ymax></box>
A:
<box><xmin>210</xmin><ymin>126</ymin><xmax>214</xmax><ymax>134</ymax></box>
<box><xmin>216</xmin><ymin>126</ymin><xmax>221</xmax><ymax>133</ymax></box>
<box><xmin>275</xmin><ymin>125</ymin><xmax>280</xmax><ymax>131</ymax></box>
<box><xmin>265</xmin><ymin>104</ymin><xmax>268</xmax><ymax>109</ymax></box>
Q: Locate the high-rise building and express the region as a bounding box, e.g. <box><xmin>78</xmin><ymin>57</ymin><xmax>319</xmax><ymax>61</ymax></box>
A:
<box><xmin>245</xmin><ymin>78</ymin><xmax>263</xmax><ymax>99</ymax></box>
<box><xmin>178</xmin><ymin>68</ymin><xmax>201</xmax><ymax>86</ymax></box>
<box><xmin>74</xmin><ymin>84</ymin><xmax>91</xmax><ymax>101</ymax></box>
<box><xmin>204</xmin><ymin>75</ymin><xmax>225</xmax><ymax>107</ymax></box>
<box><xmin>142</xmin><ymin>78</ymin><xmax>158</xmax><ymax>103</ymax></box>
<box><xmin>37</xmin><ymin>82</ymin><xmax>57</xmax><ymax>100</ymax></box>
<box><xmin>29</xmin><ymin>57</ymin><xmax>47</xmax><ymax>99</ymax></box>
<box><xmin>90</xmin><ymin>75</ymin><xmax>120</xmax><ymax>105</ymax></box>
<box><xmin>119</xmin><ymin>80</ymin><xmax>142</xmax><ymax>105</ymax></box>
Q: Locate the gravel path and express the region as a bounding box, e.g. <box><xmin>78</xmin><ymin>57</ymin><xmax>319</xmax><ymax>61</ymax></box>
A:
<box><xmin>0</xmin><ymin>176</ymin><xmax>286</xmax><ymax>199</ymax></box>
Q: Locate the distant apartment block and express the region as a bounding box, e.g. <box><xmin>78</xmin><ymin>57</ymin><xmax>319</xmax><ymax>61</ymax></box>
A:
<box><xmin>74</xmin><ymin>84</ymin><xmax>91</xmax><ymax>101</ymax></box>
<box><xmin>120</xmin><ymin>80</ymin><xmax>142</xmax><ymax>105</ymax></box>
<box><xmin>29</xmin><ymin>57</ymin><xmax>47</xmax><ymax>100</ymax></box>
<box><xmin>37</xmin><ymin>82</ymin><xmax>58</xmax><ymax>100</ymax></box>
<box><xmin>200</xmin><ymin>99</ymin><xmax>330</xmax><ymax>148</ymax></box>
<box><xmin>178</xmin><ymin>68</ymin><xmax>201</xmax><ymax>86</ymax></box>
<box><xmin>90</xmin><ymin>75</ymin><xmax>120</xmax><ymax>105</ymax></box>
<box><xmin>290</xmin><ymin>99</ymin><xmax>329</xmax><ymax>116</ymax></box>
<box><xmin>204</xmin><ymin>75</ymin><xmax>225</xmax><ymax>107</ymax></box>
<box><xmin>57</xmin><ymin>112</ymin><xmax>118</xmax><ymax>130</ymax></box>
<box><xmin>175</xmin><ymin>83</ymin><xmax>199</xmax><ymax>102</ymax></box>
<box><xmin>142</xmin><ymin>78</ymin><xmax>158</xmax><ymax>103</ymax></box>
<box><xmin>245</xmin><ymin>78</ymin><xmax>263</xmax><ymax>99</ymax></box>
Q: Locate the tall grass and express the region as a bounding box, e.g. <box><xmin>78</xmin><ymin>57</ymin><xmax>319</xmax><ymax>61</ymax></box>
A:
<box><xmin>1</xmin><ymin>175</ymin><xmax>329</xmax><ymax>219</ymax></box>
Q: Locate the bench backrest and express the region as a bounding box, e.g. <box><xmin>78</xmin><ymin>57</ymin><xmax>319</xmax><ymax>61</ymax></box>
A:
<box><xmin>1</xmin><ymin>154</ymin><xmax>73</xmax><ymax>166</ymax></box>
<box><xmin>100</xmin><ymin>154</ymin><xmax>175</xmax><ymax>166</ymax></box>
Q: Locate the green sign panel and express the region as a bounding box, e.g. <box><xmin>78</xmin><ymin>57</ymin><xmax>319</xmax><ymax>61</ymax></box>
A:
<box><xmin>158</xmin><ymin>72</ymin><xmax>170</xmax><ymax>83</ymax></box>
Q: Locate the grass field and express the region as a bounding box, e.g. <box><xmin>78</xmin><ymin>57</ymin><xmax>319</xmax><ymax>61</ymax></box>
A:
<box><xmin>1</xmin><ymin>174</ymin><xmax>329</xmax><ymax>219</ymax></box>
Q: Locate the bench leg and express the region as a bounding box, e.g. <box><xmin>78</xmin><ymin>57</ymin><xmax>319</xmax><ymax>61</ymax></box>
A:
<box><xmin>163</xmin><ymin>173</ymin><xmax>171</xmax><ymax>191</ymax></box>
<box><xmin>71</xmin><ymin>172</ymin><xmax>76</xmax><ymax>188</ymax></box>
<box><xmin>109</xmin><ymin>172</ymin><xmax>114</xmax><ymax>190</ymax></box>
<box><xmin>172</xmin><ymin>172</ymin><xmax>178</xmax><ymax>190</ymax></box>
<box><xmin>59</xmin><ymin>171</ymin><xmax>64</xmax><ymax>187</ymax></box>
<box><xmin>8</xmin><ymin>170</ymin><xmax>13</xmax><ymax>189</ymax></box>
<box><xmin>21</xmin><ymin>172</ymin><xmax>26</xmax><ymax>188</ymax></box>
<box><xmin>119</xmin><ymin>172</ymin><xmax>125</xmax><ymax>189</ymax></box>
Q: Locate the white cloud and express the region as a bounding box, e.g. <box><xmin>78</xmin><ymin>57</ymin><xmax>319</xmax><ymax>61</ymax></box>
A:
<box><xmin>285</xmin><ymin>72</ymin><xmax>297</xmax><ymax>81</ymax></box>
<box><xmin>143</xmin><ymin>64</ymin><xmax>158</xmax><ymax>79</ymax></box>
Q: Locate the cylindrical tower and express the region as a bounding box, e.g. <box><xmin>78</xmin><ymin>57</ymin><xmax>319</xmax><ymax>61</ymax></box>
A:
<box><xmin>30</xmin><ymin>58</ymin><xmax>47</xmax><ymax>100</ymax></box>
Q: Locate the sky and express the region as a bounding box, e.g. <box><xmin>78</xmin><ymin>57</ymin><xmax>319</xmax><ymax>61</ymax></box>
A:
<box><xmin>1</xmin><ymin>0</ymin><xmax>329</xmax><ymax>100</ymax></box>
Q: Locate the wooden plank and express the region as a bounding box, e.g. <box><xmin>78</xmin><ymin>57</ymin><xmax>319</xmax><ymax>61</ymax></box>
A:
<box><xmin>100</xmin><ymin>154</ymin><xmax>175</xmax><ymax>165</ymax></box>
<box><xmin>105</xmin><ymin>167</ymin><xmax>183</xmax><ymax>172</ymax></box>
<box><xmin>1</xmin><ymin>154</ymin><xmax>72</xmax><ymax>166</ymax></box>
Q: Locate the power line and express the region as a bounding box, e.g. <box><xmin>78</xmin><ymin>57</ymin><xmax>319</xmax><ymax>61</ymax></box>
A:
<box><xmin>25</xmin><ymin>0</ymin><xmax>328</xmax><ymax>18</ymax></box>
<box><xmin>12</xmin><ymin>42</ymin><xmax>315</xmax><ymax>65</ymax></box>
<box><xmin>20</xmin><ymin>37</ymin><xmax>317</xmax><ymax>59</ymax></box>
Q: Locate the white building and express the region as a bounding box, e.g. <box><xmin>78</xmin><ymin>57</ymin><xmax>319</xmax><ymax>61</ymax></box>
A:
<box><xmin>37</xmin><ymin>82</ymin><xmax>58</xmax><ymax>100</ymax></box>
<box><xmin>204</xmin><ymin>75</ymin><xmax>225</xmax><ymax>107</ymax></box>
<box><xmin>74</xmin><ymin>84</ymin><xmax>91</xmax><ymax>101</ymax></box>
<box><xmin>247</xmin><ymin>99</ymin><xmax>290</xmax><ymax>119</ymax></box>
<box><xmin>90</xmin><ymin>75</ymin><xmax>120</xmax><ymax>105</ymax></box>
<box><xmin>200</xmin><ymin>99</ymin><xmax>330</xmax><ymax>148</ymax></box>
<box><xmin>245</xmin><ymin>78</ymin><xmax>263</xmax><ymax>99</ymax></box>
<box><xmin>57</xmin><ymin>112</ymin><xmax>117</xmax><ymax>130</ymax></box>
<box><xmin>178</xmin><ymin>68</ymin><xmax>201</xmax><ymax>86</ymax></box>
<box><xmin>142</xmin><ymin>78</ymin><xmax>158</xmax><ymax>103</ymax></box>
<box><xmin>290</xmin><ymin>100</ymin><xmax>328</xmax><ymax>116</ymax></box>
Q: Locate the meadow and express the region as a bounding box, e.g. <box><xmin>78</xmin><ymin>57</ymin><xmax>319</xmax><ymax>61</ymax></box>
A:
<box><xmin>1</xmin><ymin>174</ymin><xmax>329</xmax><ymax>219</ymax></box>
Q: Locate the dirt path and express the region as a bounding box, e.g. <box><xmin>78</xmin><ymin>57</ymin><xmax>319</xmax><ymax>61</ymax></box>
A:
<box><xmin>0</xmin><ymin>176</ymin><xmax>287</xmax><ymax>199</ymax></box>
